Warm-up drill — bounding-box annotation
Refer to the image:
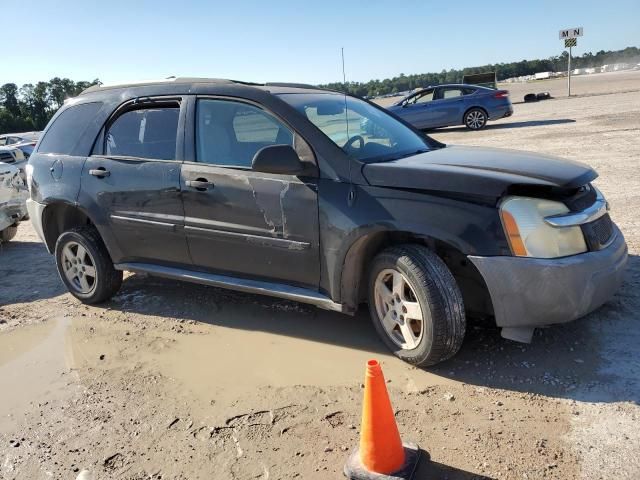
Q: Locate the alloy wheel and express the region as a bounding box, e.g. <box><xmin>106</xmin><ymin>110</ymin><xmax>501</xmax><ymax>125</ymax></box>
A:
<box><xmin>466</xmin><ymin>110</ymin><xmax>486</xmax><ymax>129</ymax></box>
<box><xmin>61</xmin><ymin>241</ymin><xmax>97</xmax><ymax>294</ymax></box>
<box><xmin>373</xmin><ymin>268</ymin><xmax>425</xmax><ymax>350</ymax></box>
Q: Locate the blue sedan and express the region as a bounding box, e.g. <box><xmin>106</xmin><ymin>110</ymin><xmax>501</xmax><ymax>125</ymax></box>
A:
<box><xmin>386</xmin><ymin>84</ymin><xmax>513</xmax><ymax>130</ymax></box>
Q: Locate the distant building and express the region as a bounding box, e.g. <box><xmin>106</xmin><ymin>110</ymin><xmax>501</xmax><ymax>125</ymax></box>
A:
<box><xmin>613</xmin><ymin>63</ymin><xmax>632</xmax><ymax>71</ymax></box>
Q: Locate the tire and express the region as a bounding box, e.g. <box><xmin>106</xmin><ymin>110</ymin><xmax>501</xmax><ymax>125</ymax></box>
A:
<box><xmin>55</xmin><ymin>226</ymin><xmax>122</xmax><ymax>304</ymax></box>
<box><xmin>0</xmin><ymin>225</ymin><xmax>18</xmax><ymax>243</ymax></box>
<box><xmin>367</xmin><ymin>244</ymin><xmax>466</xmax><ymax>367</ymax></box>
<box><xmin>464</xmin><ymin>108</ymin><xmax>488</xmax><ymax>130</ymax></box>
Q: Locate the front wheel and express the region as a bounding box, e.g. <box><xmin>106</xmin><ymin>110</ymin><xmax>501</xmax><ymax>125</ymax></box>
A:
<box><xmin>368</xmin><ymin>245</ymin><xmax>466</xmax><ymax>367</ymax></box>
<box><xmin>0</xmin><ymin>225</ymin><xmax>18</xmax><ymax>243</ymax></box>
<box><xmin>464</xmin><ymin>108</ymin><xmax>487</xmax><ymax>130</ymax></box>
<box><xmin>55</xmin><ymin>226</ymin><xmax>122</xmax><ymax>304</ymax></box>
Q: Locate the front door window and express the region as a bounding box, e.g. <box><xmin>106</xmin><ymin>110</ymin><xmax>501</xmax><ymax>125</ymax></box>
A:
<box><xmin>196</xmin><ymin>99</ymin><xmax>293</xmax><ymax>168</ymax></box>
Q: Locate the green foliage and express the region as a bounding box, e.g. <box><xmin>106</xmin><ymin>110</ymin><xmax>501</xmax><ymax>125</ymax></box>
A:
<box><xmin>0</xmin><ymin>78</ymin><xmax>100</xmax><ymax>134</ymax></box>
<box><xmin>322</xmin><ymin>46</ymin><xmax>640</xmax><ymax>97</ymax></box>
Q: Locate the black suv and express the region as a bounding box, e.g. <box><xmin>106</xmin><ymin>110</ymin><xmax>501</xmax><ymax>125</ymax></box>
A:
<box><xmin>26</xmin><ymin>78</ymin><xmax>627</xmax><ymax>366</ymax></box>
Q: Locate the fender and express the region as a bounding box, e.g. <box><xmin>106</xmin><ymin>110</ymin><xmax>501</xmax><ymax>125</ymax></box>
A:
<box><xmin>318</xmin><ymin>183</ymin><xmax>509</xmax><ymax>307</ymax></box>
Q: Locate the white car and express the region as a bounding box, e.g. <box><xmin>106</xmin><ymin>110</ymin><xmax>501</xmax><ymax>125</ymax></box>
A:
<box><xmin>0</xmin><ymin>132</ymin><xmax>40</xmax><ymax>159</ymax></box>
<box><xmin>0</xmin><ymin>161</ymin><xmax>28</xmax><ymax>242</ymax></box>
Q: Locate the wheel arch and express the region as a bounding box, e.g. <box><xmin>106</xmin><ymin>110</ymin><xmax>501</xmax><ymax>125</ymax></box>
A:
<box><xmin>339</xmin><ymin>229</ymin><xmax>493</xmax><ymax>319</ymax></box>
<box><xmin>42</xmin><ymin>202</ymin><xmax>97</xmax><ymax>253</ymax></box>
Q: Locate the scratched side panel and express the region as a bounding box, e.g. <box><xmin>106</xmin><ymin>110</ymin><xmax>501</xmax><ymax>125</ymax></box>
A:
<box><xmin>181</xmin><ymin>164</ymin><xmax>321</xmax><ymax>288</ymax></box>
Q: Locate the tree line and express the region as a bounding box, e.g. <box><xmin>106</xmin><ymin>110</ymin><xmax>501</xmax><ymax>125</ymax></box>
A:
<box><xmin>322</xmin><ymin>46</ymin><xmax>640</xmax><ymax>97</ymax></box>
<box><xmin>1</xmin><ymin>46</ymin><xmax>638</xmax><ymax>134</ymax></box>
<box><xmin>0</xmin><ymin>78</ymin><xmax>99</xmax><ymax>134</ymax></box>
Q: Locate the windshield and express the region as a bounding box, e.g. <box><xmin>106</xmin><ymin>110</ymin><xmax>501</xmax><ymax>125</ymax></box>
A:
<box><xmin>278</xmin><ymin>93</ymin><xmax>429</xmax><ymax>162</ymax></box>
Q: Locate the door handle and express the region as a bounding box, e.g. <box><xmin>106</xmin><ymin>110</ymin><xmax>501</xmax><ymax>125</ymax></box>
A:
<box><xmin>89</xmin><ymin>168</ymin><xmax>110</xmax><ymax>178</ymax></box>
<box><xmin>186</xmin><ymin>179</ymin><xmax>213</xmax><ymax>191</ymax></box>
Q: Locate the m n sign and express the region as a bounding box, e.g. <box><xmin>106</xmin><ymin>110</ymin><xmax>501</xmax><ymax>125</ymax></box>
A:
<box><xmin>559</xmin><ymin>27</ymin><xmax>584</xmax><ymax>40</ymax></box>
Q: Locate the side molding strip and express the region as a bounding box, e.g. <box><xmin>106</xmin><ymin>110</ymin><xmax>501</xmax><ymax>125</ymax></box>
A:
<box><xmin>111</xmin><ymin>215</ymin><xmax>176</xmax><ymax>231</ymax></box>
<box><xmin>184</xmin><ymin>225</ymin><xmax>310</xmax><ymax>250</ymax></box>
<box><xmin>114</xmin><ymin>262</ymin><xmax>344</xmax><ymax>313</ymax></box>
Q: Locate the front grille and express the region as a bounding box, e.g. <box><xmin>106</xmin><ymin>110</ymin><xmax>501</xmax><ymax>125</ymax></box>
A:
<box><xmin>582</xmin><ymin>213</ymin><xmax>614</xmax><ymax>251</ymax></box>
<box><xmin>0</xmin><ymin>152</ymin><xmax>14</xmax><ymax>162</ymax></box>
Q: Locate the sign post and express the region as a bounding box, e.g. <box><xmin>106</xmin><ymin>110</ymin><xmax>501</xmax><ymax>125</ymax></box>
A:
<box><xmin>559</xmin><ymin>27</ymin><xmax>583</xmax><ymax>97</ymax></box>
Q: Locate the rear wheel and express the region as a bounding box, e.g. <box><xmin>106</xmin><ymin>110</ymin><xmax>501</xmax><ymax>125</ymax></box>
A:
<box><xmin>55</xmin><ymin>226</ymin><xmax>122</xmax><ymax>304</ymax></box>
<box><xmin>0</xmin><ymin>225</ymin><xmax>18</xmax><ymax>243</ymax></box>
<box><xmin>464</xmin><ymin>108</ymin><xmax>487</xmax><ymax>130</ymax></box>
<box><xmin>368</xmin><ymin>245</ymin><xmax>466</xmax><ymax>367</ymax></box>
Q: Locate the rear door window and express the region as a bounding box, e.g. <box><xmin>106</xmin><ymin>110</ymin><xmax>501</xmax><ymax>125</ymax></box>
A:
<box><xmin>441</xmin><ymin>88</ymin><xmax>464</xmax><ymax>99</ymax></box>
<box><xmin>38</xmin><ymin>102</ymin><xmax>103</xmax><ymax>155</ymax></box>
<box><xmin>106</xmin><ymin>105</ymin><xmax>179</xmax><ymax>160</ymax></box>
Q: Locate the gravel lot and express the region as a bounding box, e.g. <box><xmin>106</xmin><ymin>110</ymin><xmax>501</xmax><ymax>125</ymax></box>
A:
<box><xmin>0</xmin><ymin>71</ymin><xmax>639</xmax><ymax>480</ymax></box>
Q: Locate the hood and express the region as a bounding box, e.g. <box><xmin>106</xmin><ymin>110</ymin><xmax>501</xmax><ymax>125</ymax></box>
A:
<box><xmin>362</xmin><ymin>145</ymin><xmax>597</xmax><ymax>197</ymax></box>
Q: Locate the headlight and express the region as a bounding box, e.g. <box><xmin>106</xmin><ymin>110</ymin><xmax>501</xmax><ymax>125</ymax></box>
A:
<box><xmin>500</xmin><ymin>196</ymin><xmax>587</xmax><ymax>258</ymax></box>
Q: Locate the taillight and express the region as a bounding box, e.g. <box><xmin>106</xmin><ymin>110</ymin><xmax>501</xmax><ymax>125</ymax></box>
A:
<box><xmin>494</xmin><ymin>90</ymin><xmax>509</xmax><ymax>99</ymax></box>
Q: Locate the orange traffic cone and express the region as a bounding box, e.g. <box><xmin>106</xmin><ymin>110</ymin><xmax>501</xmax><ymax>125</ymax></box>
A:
<box><xmin>344</xmin><ymin>359</ymin><xmax>421</xmax><ymax>479</ymax></box>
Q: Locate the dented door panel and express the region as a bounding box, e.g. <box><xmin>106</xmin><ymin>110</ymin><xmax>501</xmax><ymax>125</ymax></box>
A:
<box><xmin>80</xmin><ymin>156</ymin><xmax>190</xmax><ymax>265</ymax></box>
<box><xmin>181</xmin><ymin>163</ymin><xmax>320</xmax><ymax>288</ymax></box>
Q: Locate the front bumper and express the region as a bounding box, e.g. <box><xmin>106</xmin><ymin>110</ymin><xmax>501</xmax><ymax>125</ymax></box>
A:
<box><xmin>468</xmin><ymin>226</ymin><xmax>627</xmax><ymax>340</ymax></box>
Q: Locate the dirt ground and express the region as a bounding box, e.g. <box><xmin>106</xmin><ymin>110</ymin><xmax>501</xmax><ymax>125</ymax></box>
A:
<box><xmin>1</xmin><ymin>71</ymin><xmax>639</xmax><ymax>480</ymax></box>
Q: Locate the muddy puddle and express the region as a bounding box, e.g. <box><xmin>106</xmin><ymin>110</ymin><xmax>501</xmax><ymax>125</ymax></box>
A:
<box><xmin>66</xmin><ymin>305</ymin><xmax>455</xmax><ymax>412</ymax></box>
<box><xmin>0</xmin><ymin>318</ymin><xmax>75</xmax><ymax>431</ymax></box>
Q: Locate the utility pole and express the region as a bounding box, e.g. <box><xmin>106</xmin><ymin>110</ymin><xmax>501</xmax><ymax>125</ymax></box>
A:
<box><xmin>568</xmin><ymin>46</ymin><xmax>572</xmax><ymax>97</ymax></box>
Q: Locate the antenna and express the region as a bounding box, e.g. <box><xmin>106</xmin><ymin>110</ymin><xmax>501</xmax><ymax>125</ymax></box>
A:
<box><xmin>342</xmin><ymin>47</ymin><xmax>356</xmax><ymax>205</ymax></box>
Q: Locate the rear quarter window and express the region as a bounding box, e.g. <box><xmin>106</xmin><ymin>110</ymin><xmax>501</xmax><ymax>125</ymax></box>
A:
<box><xmin>37</xmin><ymin>102</ymin><xmax>103</xmax><ymax>155</ymax></box>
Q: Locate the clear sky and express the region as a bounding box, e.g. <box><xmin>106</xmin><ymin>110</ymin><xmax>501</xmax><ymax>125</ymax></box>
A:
<box><xmin>3</xmin><ymin>0</ymin><xmax>639</xmax><ymax>87</ymax></box>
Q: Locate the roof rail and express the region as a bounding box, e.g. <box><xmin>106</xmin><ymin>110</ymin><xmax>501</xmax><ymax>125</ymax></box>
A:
<box><xmin>79</xmin><ymin>78</ymin><xmax>331</xmax><ymax>96</ymax></box>
<box><xmin>264</xmin><ymin>82</ymin><xmax>323</xmax><ymax>90</ymax></box>
<box><xmin>80</xmin><ymin>77</ymin><xmax>236</xmax><ymax>95</ymax></box>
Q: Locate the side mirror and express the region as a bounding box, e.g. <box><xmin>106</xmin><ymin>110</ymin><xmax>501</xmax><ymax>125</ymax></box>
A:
<box><xmin>251</xmin><ymin>144</ymin><xmax>304</xmax><ymax>175</ymax></box>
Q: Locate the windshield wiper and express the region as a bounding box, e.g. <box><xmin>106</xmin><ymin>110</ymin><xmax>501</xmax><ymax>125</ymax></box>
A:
<box><xmin>385</xmin><ymin>149</ymin><xmax>429</xmax><ymax>161</ymax></box>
